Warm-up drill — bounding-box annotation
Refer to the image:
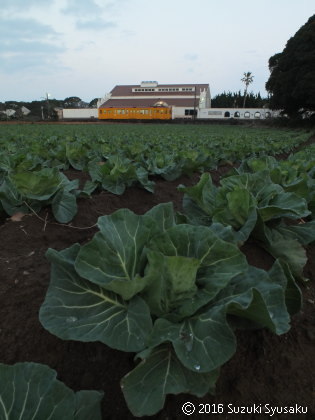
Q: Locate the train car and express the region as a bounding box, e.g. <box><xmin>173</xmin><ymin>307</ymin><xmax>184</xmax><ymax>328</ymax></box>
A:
<box><xmin>98</xmin><ymin>105</ymin><xmax>172</xmax><ymax>120</ymax></box>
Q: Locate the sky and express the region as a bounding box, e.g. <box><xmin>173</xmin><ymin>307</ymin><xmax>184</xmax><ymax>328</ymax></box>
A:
<box><xmin>0</xmin><ymin>0</ymin><xmax>314</xmax><ymax>103</ymax></box>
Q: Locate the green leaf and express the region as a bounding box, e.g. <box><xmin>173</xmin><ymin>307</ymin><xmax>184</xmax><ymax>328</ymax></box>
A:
<box><xmin>74</xmin><ymin>209</ymin><xmax>158</xmax><ymax>300</ymax></box>
<box><xmin>9</xmin><ymin>168</ymin><xmax>62</xmax><ymax>200</ymax></box>
<box><xmin>275</xmin><ymin>220</ymin><xmax>315</xmax><ymax>245</ymax></box>
<box><xmin>179</xmin><ymin>173</ymin><xmax>216</xmax><ymax>225</ymax></box>
<box><xmin>142</xmin><ymin>251</ymin><xmax>200</xmax><ymax>317</ymax></box>
<box><xmin>0</xmin><ymin>362</ymin><xmax>103</xmax><ymax>420</ymax></box>
<box><xmin>0</xmin><ymin>177</ymin><xmax>41</xmax><ymax>215</ymax></box>
<box><xmin>269</xmin><ymin>260</ymin><xmax>302</xmax><ymax>316</ymax></box>
<box><xmin>121</xmin><ymin>345</ymin><xmax>219</xmax><ymax>417</ymax></box>
<box><xmin>258</xmin><ymin>192</ymin><xmax>310</xmax><ymax>221</ymax></box>
<box><xmin>215</xmin><ymin>265</ymin><xmax>291</xmax><ymax>335</ymax></box>
<box><xmin>40</xmin><ymin>245</ymin><xmax>152</xmax><ymax>352</ymax></box>
<box><xmin>148</xmin><ymin>309</ymin><xmax>236</xmax><ymax>373</ymax></box>
<box><xmin>213</xmin><ymin>188</ymin><xmax>257</xmax><ymax>242</ymax></box>
<box><xmin>52</xmin><ymin>190</ymin><xmax>77</xmax><ymax>223</ymax></box>
<box><xmin>142</xmin><ymin>224</ymin><xmax>247</xmax><ymax>320</ymax></box>
<box><xmin>144</xmin><ymin>202</ymin><xmax>176</xmax><ymax>232</ymax></box>
<box><xmin>74</xmin><ymin>391</ymin><xmax>104</xmax><ymax>420</ymax></box>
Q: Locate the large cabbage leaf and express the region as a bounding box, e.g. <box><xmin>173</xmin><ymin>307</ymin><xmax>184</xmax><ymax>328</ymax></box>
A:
<box><xmin>40</xmin><ymin>244</ymin><xmax>152</xmax><ymax>352</ymax></box>
<box><xmin>121</xmin><ymin>345</ymin><xmax>219</xmax><ymax>417</ymax></box>
<box><xmin>0</xmin><ymin>362</ymin><xmax>103</xmax><ymax>420</ymax></box>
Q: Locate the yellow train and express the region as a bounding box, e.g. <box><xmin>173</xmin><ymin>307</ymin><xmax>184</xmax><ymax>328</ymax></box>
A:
<box><xmin>98</xmin><ymin>105</ymin><xmax>172</xmax><ymax>120</ymax></box>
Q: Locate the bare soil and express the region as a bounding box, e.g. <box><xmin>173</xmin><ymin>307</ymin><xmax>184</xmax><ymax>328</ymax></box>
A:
<box><xmin>0</xmin><ymin>169</ymin><xmax>314</xmax><ymax>420</ymax></box>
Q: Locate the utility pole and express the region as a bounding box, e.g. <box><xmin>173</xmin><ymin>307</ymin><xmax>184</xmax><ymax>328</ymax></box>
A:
<box><xmin>193</xmin><ymin>85</ymin><xmax>197</xmax><ymax>123</ymax></box>
<box><xmin>46</xmin><ymin>93</ymin><xmax>50</xmax><ymax>119</ymax></box>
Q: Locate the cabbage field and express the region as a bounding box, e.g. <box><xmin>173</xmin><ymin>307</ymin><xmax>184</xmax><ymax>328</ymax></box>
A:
<box><xmin>0</xmin><ymin>123</ymin><xmax>314</xmax><ymax>419</ymax></box>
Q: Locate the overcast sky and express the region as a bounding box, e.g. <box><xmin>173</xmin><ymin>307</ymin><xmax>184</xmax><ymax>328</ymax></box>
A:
<box><xmin>0</xmin><ymin>0</ymin><xmax>314</xmax><ymax>102</ymax></box>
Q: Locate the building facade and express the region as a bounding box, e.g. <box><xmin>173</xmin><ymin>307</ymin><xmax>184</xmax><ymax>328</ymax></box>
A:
<box><xmin>98</xmin><ymin>81</ymin><xmax>211</xmax><ymax>119</ymax></box>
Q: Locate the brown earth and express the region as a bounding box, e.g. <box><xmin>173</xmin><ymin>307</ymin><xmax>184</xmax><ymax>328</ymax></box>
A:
<box><xmin>0</xmin><ymin>169</ymin><xmax>314</xmax><ymax>420</ymax></box>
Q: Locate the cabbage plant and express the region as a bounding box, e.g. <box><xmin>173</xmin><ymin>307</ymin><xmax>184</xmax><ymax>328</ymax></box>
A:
<box><xmin>0</xmin><ymin>168</ymin><xmax>79</xmax><ymax>223</ymax></box>
<box><xmin>39</xmin><ymin>203</ymin><xmax>299</xmax><ymax>416</ymax></box>
<box><xmin>179</xmin><ymin>169</ymin><xmax>314</xmax><ymax>280</ymax></box>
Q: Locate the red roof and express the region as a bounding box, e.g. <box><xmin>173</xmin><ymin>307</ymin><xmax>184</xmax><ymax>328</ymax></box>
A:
<box><xmin>100</xmin><ymin>98</ymin><xmax>198</xmax><ymax>108</ymax></box>
<box><xmin>109</xmin><ymin>83</ymin><xmax>209</xmax><ymax>97</ymax></box>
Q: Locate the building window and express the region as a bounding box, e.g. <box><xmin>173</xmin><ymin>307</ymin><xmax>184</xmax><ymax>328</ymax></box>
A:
<box><xmin>185</xmin><ymin>109</ymin><xmax>197</xmax><ymax>116</ymax></box>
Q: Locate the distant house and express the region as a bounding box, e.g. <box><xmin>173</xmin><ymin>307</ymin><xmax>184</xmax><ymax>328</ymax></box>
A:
<box><xmin>98</xmin><ymin>81</ymin><xmax>211</xmax><ymax>119</ymax></box>
<box><xmin>21</xmin><ymin>106</ymin><xmax>31</xmax><ymax>115</ymax></box>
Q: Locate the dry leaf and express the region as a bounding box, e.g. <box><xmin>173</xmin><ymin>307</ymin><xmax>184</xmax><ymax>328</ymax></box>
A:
<box><xmin>10</xmin><ymin>212</ymin><xmax>26</xmax><ymax>222</ymax></box>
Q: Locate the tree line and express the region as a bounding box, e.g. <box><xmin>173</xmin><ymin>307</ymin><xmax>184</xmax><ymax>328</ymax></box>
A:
<box><xmin>0</xmin><ymin>97</ymin><xmax>99</xmax><ymax>121</ymax></box>
<box><xmin>211</xmin><ymin>91</ymin><xmax>268</xmax><ymax>108</ymax></box>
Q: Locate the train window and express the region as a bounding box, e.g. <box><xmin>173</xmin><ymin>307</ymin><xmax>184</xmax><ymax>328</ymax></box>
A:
<box><xmin>99</xmin><ymin>110</ymin><xmax>102</xmax><ymax>114</ymax></box>
<box><xmin>224</xmin><ymin>111</ymin><xmax>230</xmax><ymax>118</ymax></box>
<box><xmin>144</xmin><ymin>110</ymin><xmax>148</xmax><ymax>115</ymax></box>
<box><xmin>254</xmin><ymin>112</ymin><xmax>261</xmax><ymax>118</ymax></box>
<box><xmin>265</xmin><ymin>111</ymin><xmax>271</xmax><ymax>118</ymax></box>
<box><xmin>234</xmin><ymin>112</ymin><xmax>240</xmax><ymax>117</ymax></box>
<box><xmin>121</xmin><ymin>110</ymin><xmax>125</xmax><ymax>114</ymax></box>
<box><xmin>244</xmin><ymin>111</ymin><xmax>250</xmax><ymax>118</ymax></box>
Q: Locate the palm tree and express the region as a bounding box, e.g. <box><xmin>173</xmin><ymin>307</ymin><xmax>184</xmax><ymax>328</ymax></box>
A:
<box><xmin>241</xmin><ymin>72</ymin><xmax>254</xmax><ymax>108</ymax></box>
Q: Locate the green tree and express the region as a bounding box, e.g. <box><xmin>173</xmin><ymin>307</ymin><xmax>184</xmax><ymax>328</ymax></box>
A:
<box><xmin>63</xmin><ymin>96</ymin><xmax>82</xmax><ymax>108</ymax></box>
<box><xmin>266</xmin><ymin>14</ymin><xmax>315</xmax><ymax>117</ymax></box>
<box><xmin>241</xmin><ymin>72</ymin><xmax>254</xmax><ymax>108</ymax></box>
<box><xmin>89</xmin><ymin>98</ymin><xmax>99</xmax><ymax>108</ymax></box>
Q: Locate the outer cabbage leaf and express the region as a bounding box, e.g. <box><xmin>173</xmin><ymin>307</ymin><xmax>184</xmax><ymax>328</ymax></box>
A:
<box><xmin>145</xmin><ymin>262</ymin><xmax>293</xmax><ymax>378</ymax></box>
<box><xmin>274</xmin><ymin>220</ymin><xmax>315</xmax><ymax>245</ymax></box>
<box><xmin>253</xmin><ymin>216</ymin><xmax>308</xmax><ymax>280</ymax></box>
<box><xmin>51</xmin><ymin>189</ymin><xmax>77</xmax><ymax>223</ymax></box>
<box><xmin>0</xmin><ymin>362</ymin><xmax>103</xmax><ymax>420</ymax></box>
<box><xmin>39</xmin><ymin>244</ymin><xmax>152</xmax><ymax>352</ymax></box>
<box><xmin>121</xmin><ymin>345</ymin><xmax>219</xmax><ymax>417</ymax></box>
<box><xmin>178</xmin><ymin>173</ymin><xmax>216</xmax><ymax>225</ymax></box>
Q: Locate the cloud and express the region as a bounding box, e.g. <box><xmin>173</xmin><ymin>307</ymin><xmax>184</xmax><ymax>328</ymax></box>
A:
<box><xmin>61</xmin><ymin>0</ymin><xmax>102</xmax><ymax>16</ymax></box>
<box><xmin>0</xmin><ymin>53</ymin><xmax>63</xmax><ymax>73</ymax></box>
<box><xmin>0</xmin><ymin>0</ymin><xmax>53</xmax><ymax>11</ymax></box>
<box><xmin>76</xmin><ymin>18</ymin><xmax>116</xmax><ymax>31</ymax></box>
<box><xmin>0</xmin><ymin>18</ymin><xmax>58</xmax><ymax>39</ymax></box>
<box><xmin>0</xmin><ymin>17</ymin><xmax>64</xmax><ymax>74</ymax></box>
<box><xmin>0</xmin><ymin>40</ymin><xmax>64</xmax><ymax>54</ymax></box>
